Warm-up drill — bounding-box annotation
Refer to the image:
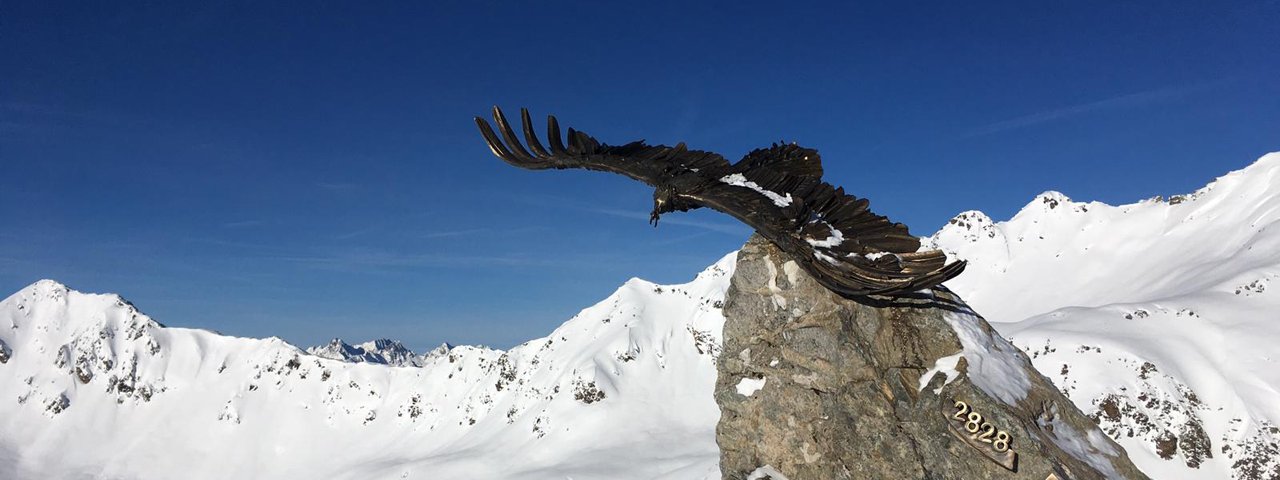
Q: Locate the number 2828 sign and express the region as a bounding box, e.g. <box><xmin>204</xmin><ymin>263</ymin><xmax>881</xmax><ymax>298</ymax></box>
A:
<box><xmin>945</xmin><ymin>399</ymin><xmax>1018</xmax><ymax>471</ymax></box>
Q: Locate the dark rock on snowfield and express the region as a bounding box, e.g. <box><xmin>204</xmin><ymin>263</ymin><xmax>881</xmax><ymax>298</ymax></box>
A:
<box><xmin>715</xmin><ymin>235</ymin><xmax>1150</xmax><ymax>480</ymax></box>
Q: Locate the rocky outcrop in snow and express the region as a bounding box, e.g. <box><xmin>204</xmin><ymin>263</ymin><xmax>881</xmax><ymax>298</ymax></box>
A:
<box><xmin>715</xmin><ymin>236</ymin><xmax>1149</xmax><ymax>480</ymax></box>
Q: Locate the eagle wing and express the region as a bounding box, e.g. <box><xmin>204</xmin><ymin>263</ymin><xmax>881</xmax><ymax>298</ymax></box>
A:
<box><xmin>476</xmin><ymin>106</ymin><xmax>965</xmax><ymax>297</ymax></box>
<box><xmin>475</xmin><ymin>107</ymin><xmax>729</xmax><ymax>186</ymax></box>
<box><xmin>688</xmin><ymin>165</ymin><xmax>966</xmax><ymax>296</ymax></box>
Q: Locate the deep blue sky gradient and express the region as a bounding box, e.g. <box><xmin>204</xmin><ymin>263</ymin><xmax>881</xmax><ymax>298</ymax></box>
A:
<box><xmin>2</xmin><ymin>1</ymin><xmax>1278</xmax><ymax>350</ymax></box>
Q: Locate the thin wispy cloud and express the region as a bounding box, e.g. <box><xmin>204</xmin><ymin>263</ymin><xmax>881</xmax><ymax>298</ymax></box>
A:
<box><xmin>508</xmin><ymin>192</ymin><xmax>749</xmax><ymax>236</ymax></box>
<box><xmin>0</xmin><ymin>256</ymin><xmax>33</xmax><ymax>268</ymax></box>
<box><xmin>420</xmin><ymin>228</ymin><xmax>491</xmax><ymax>239</ymax></box>
<box><xmin>315</xmin><ymin>182</ymin><xmax>360</xmax><ymax>191</ymax></box>
<box><xmin>961</xmin><ymin>80</ymin><xmax>1225</xmax><ymax>138</ymax></box>
<box><xmin>222</xmin><ymin>220</ymin><xmax>265</xmax><ymax>228</ymax></box>
<box><xmin>0</xmin><ymin>121</ymin><xmax>36</xmax><ymax>136</ymax></box>
<box><xmin>184</xmin><ymin>237</ymin><xmax>287</xmax><ymax>253</ymax></box>
<box><xmin>278</xmin><ymin>251</ymin><xmax>573</xmax><ymax>272</ymax></box>
<box><xmin>334</xmin><ymin>227</ymin><xmax>376</xmax><ymax>240</ymax></box>
<box><xmin>647</xmin><ymin>231</ymin><xmax>714</xmax><ymax>246</ymax></box>
<box><xmin>333</xmin><ymin>226</ymin><xmax>539</xmax><ymax>242</ymax></box>
<box><xmin>0</xmin><ymin>102</ymin><xmax>109</xmax><ymax>140</ymax></box>
<box><xmin>1</xmin><ymin>102</ymin><xmax>95</xmax><ymax>119</ymax></box>
<box><xmin>585</xmin><ymin>206</ymin><xmax>750</xmax><ymax>235</ymax></box>
<box><xmin>1</xmin><ymin>101</ymin><xmax>141</xmax><ymax>128</ymax></box>
<box><xmin>274</xmin><ymin>246</ymin><xmax>714</xmax><ymax>275</ymax></box>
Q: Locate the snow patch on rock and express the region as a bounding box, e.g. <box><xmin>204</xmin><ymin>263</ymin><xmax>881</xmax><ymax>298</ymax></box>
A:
<box><xmin>917</xmin><ymin>352</ymin><xmax>964</xmax><ymax>394</ymax></box>
<box><xmin>736</xmin><ymin>376</ymin><xmax>766</xmax><ymax>397</ymax></box>
<box><xmin>941</xmin><ymin>311</ymin><xmax>1032</xmax><ymax>405</ymax></box>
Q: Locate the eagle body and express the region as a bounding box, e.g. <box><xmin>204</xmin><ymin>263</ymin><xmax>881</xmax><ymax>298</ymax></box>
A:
<box><xmin>475</xmin><ymin>107</ymin><xmax>965</xmax><ymax>297</ymax></box>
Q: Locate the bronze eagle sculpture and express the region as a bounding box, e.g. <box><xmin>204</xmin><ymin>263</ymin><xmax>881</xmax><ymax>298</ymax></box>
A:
<box><xmin>475</xmin><ymin>106</ymin><xmax>965</xmax><ymax>297</ymax></box>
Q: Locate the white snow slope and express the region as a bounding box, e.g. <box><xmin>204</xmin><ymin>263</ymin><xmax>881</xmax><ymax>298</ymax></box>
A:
<box><xmin>0</xmin><ymin>257</ymin><xmax>735</xmax><ymax>480</ymax></box>
<box><xmin>2</xmin><ymin>153</ymin><xmax>1279</xmax><ymax>480</ymax></box>
<box><xmin>926</xmin><ymin>152</ymin><xmax>1280</xmax><ymax>480</ymax></box>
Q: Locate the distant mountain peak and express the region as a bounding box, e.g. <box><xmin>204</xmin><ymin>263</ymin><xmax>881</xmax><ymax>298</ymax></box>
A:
<box><xmin>306</xmin><ymin>337</ymin><xmax>429</xmax><ymax>367</ymax></box>
<box><xmin>21</xmin><ymin>279</ymin><xmax>69</xmax><ymax>301</ymax></box>
<box><xmin>1036</xmin><ymin>189</ymin><xmax>1072</xmax><ymax>206</ymax></box>
<box><xmin>29</xmin><ymin>278</ymin><xmax>67</xmax><ymax>290</ymax></box>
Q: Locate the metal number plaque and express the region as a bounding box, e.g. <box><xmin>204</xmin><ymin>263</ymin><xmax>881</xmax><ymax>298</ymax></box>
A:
<box><xmin>944</xmin><ymin>399</ymin><xmax>1018</xmax><ymax>472</ymax></box>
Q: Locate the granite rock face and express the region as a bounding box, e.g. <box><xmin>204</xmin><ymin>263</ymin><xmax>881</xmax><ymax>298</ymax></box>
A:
<box><xmin>716</xmin><ymin>235</ymin><xmax>1150</xmax><ymax>480</ymax></box>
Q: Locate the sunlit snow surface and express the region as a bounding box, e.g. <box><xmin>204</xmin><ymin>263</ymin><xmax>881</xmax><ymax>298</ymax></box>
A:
<box><xmin>2</xmin><ymin>153</ymin><xmax>1279</xmax><ymax>479</ymax></box>
<box><xmin>0</xmin><ymin>256</ymin><xmax>735</xmax><ymax>480</ymax></box>
<box><xmin>927</xmin><ymin>152</ymin><xmax>1280</xmax><ymax>479</ymax></box>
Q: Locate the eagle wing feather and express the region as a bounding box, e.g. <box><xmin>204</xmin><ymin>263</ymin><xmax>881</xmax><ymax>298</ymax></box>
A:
<box><xmin>475</xmin><ymin>106</ymin><xmax>965</xmax><ymax>297</ymax></box>
<box><xmin>476</xmin><ymin>106</ymin><xmax>729</xmax><ymax>186</ymax></box>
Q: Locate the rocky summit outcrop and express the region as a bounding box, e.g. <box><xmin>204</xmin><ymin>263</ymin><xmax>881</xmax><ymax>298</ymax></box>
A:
<box><xmin>716</xmin><ymin>235</ymin><xmax>1150</xmax><ymax>480</ymax></box>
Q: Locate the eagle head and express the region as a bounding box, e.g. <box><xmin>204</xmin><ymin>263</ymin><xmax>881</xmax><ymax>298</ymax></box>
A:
<box><xmin>650</xmin><ymin>185</ymin><xmax>679</xmax><ymax>227</ymax></box>
<box><xmin>650</xmin><ymin>184</ymin><xmax>701</xmax><ymax>226</ymax></box>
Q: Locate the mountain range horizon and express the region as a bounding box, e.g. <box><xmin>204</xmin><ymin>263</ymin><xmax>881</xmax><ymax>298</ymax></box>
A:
<box><xmin>2</xmin><ymin>152</ymin><xmax>1278</xmax><ymax>479</ymax></box>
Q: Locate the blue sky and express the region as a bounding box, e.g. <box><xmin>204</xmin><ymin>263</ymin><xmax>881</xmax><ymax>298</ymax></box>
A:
<box><xmin>2</xmin><ymin>1</ymin><xmax>1278</xmax><ymax>350</ymax></box>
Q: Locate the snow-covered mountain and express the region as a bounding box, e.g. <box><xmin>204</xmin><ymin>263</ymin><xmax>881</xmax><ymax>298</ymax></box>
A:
<box><xmin>2</xmin><ymin>153</ymin><xmax>1278</xmax><ymax>480</ymax></box>
<box><xmin>0</xmin><ymin>256</ymin><xmax>735</xmax><ymax>480</ymax></box>
<box><xmin>926</xmin><ymin>152</ymin><xmax>1280</xmax><ymax>480</ymax></box>
<box><xmin>305</xmin><ymin>338</ymin><xmax>451</xmax><ymax>367</ymax></box>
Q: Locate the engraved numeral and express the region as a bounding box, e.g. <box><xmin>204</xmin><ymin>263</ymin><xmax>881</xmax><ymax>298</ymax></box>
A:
<box><xmin>993</xmin><ymin>431</ymin><xmax>1011</xmax><ymax>452</ymax></box>
<box><xmin>952</xmin><ymin>400</ymin><xmax>970</xmax><ymax>420</ymax></box>
<box><xmin>978</xmin><ymin>423</ymin><xmax>996</xmax><ymax>443</ymax></box>
<box><xmin>965</xmin><ymin>411</ymin><xmax>983</xmax><ymax>433</ymax></box>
